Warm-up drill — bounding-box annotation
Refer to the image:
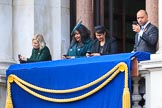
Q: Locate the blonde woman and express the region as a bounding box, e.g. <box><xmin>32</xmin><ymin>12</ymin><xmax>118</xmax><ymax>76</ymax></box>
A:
<box><xmin>19</xmin><ymin>34</ymin><xmax>52</xmax><ymax>63</ymax></box>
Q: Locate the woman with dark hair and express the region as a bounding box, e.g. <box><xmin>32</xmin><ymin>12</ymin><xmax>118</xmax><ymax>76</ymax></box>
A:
<box><xmin>62</xmin><ymin>22</ymin><xmax>92</xmax><ymax>59</ymax></box>
<box><xmin>87</xmin><ymin>25</ymin><xmax>118</xmax><ymax>56</ymax></box>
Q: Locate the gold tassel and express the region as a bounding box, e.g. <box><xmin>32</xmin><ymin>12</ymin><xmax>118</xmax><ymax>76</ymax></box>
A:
<box><xmin>122</xmin><ymin>88</ymin><xmax>130</xmax><ymax>108</ymax></box>
<box><xmin>5</xmin><ymin>75</ymin><xmax>14</xmax><ymax>108</ymax></box>
<box><xmin>5</xmin><ymin>96</ymin><xmax>13</xmax><ymax>108</ymax></box>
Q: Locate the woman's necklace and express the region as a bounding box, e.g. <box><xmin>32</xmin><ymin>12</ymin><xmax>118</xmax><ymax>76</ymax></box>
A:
<box><xmin>77</xmin><ymin>42</ymin><xmax>82</xmax><ymax>51</ymax></box>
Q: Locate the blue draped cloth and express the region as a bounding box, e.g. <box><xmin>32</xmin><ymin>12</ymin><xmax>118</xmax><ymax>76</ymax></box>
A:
<box><xmin>6</xmin><ymin>52</ymin><xmax>150</xmax><ymax>108</ymax></box>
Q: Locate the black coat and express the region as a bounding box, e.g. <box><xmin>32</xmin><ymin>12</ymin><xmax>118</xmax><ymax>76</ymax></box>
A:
<box><xmin>91</xmin><ymin>37</ymin><xmax>118</xmax><ymax>55</ymax></box>
<box><xmin>20</xmin><ymin>46</ymin><xmax>52</xmax><ymax>63</ymax></box>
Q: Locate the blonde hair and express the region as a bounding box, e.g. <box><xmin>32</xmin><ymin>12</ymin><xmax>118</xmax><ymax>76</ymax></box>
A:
<box><xmin>32</xmin><ymin>34</ymin><xmax>46</xmax><ymax>50</ymax></box>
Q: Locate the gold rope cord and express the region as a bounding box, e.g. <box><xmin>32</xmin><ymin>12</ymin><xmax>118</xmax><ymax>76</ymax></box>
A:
<box><xmin>9</xmin><ymin>62</ymin><xmax>121</xmax><ymax>94</ymax></box>
<box><xmin>14</xmin><ymin>68</ymin><xmax>120</xmax><ymax>103</ymax></box>
<box><xmin>6</xmin><ymin>62</ymin><xmax>130</xmax><ymax>108</ymax></box>
<box><xmin>5</xmin><ymin>81</ymin><xmax>13</xmax><ymax>108</ymax></box>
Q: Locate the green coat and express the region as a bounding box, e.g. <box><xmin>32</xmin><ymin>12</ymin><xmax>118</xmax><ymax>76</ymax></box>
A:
<box><xmin>27</xmin><ymin>46</ymin><xmax>52</xmax><ymax>63</ymax></box>
<box><xmin>67</xmin><ymin>39</ymin><xmax>92</xmax><ymax>58</ymax></box>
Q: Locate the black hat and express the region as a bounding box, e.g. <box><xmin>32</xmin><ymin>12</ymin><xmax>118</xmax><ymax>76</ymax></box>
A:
<box><xmin>94</xmin><ymin>25</ymin><xmax>107</xmax><ymax>33</ymax></box>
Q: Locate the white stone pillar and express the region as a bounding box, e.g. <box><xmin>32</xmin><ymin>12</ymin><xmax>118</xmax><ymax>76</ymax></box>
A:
<box><xmin>150</xmin><ymin>0</ymin><xmax>162</xmax><ymax>59</ymax></box>
<box><xmin>0</xmin><ymin>0</ymin><xmax>15</xmax><ymax>65</ymax></box>
<box><xmin>158</xmin><ymin>0</ymin><xmax>162</xmax><ymax>54</ymax></box>
<box><xmin>44</xmin><ymin>0</ymin><xmax>70</xmax><ymax>60</ymax></box>
<box><xmin>13</xmin><ymin>0</ymin><xmax>34</xmax><ymax>61</ymax></box>
<box><xmin>77</xmin><ymin>0</ymin><xmax>94</xmax><ymax>35</ymax></box>
<box><xmin>0</xmin><ymin>0</ymin><xmax>15</xmax><ymax>108</ymax></box>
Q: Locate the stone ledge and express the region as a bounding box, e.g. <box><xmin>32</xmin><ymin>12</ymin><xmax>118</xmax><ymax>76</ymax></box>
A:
<box><xmin>0</xmin><ymin>74</ymin><xmax>6</xmax><ymax>86</ymax></box>
<box><xmin>151</xmin><ymin>54</ymin><xmax>162</xmax><ymax>60</ymax></box>
<box><xmin>139</xmin><ymin>59</ymin><xmax>162</xmax><ymax>69</ymax></box>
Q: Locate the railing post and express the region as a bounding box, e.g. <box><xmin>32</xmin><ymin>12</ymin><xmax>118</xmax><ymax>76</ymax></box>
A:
<box><xmin>132</xmin><ymin>77</ymin><xmax>142</xmax><ymax>108</ymax></box>
<box><xmin>139</xmin><ymin>71</ymin><xmax>150</xmax><ymax>108</ymax></box>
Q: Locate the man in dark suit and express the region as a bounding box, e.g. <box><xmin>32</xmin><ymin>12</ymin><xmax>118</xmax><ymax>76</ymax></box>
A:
<box><xmin>132</xmin><ymin>10</ymin><xmax>158</xmax><ymax>54</ymax></box>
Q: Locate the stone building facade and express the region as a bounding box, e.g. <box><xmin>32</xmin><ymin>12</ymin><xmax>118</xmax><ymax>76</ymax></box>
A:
<box><xmin>0</xmin><ymin>0</ymin><xmax>161</xmax><ymax>107</ymax></box>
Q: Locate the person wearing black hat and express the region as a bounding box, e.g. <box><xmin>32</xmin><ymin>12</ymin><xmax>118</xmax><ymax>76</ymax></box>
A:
<box><xmin>87</xmin><ymin>25</ymin><xmax>118</xmax><ymax>56</ymax></box>
<box><xmin>62</xmin><ymin>22</ymin><xmax>92</xmax><ymax>59</ymax></box>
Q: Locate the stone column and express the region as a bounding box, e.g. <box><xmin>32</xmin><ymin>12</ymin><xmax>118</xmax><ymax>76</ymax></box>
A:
<box><xmin>146</xmin><ymin>0</ymin><xmax>158</xmax><ymax>27</ymax></box>
<box><xmin>33</xmin><ymin>0</ymin><xmax>70</xmax><ymax>60</ymax></box>
<box><xmin>150</xmin><ymin>0</ymin><xmax>162</xmax><ymax>59</ymax></box>
<box><xmin>76</xmin><ymin>0</ymin><xmax>94</xmax><ymax>35</ymax></box>
<box><xmin>0</xmin><ymin>1</ymin><xmax>15</xmax><ymax>108</ymax></box>
<box><xmin>157</xmin><ymin>0</ymin><xmax>162</xmax><ymax>54</ymax></box>
<box><xmin>0</xmin><ymin>0</ymin><xmax>15</xmax><ymax>66</ymax></box>
<box><xmin>146</xmin><ymin>0</ymin><xmax>160</xmax><ymax>54</ymax></box>
<box><xmin>13</xmin><ymin>0</ymin><xmax>35</xmax><ymax>61</ymax></box>
<box><xmin>48</xmin><ymin>0</ymin><xmax>70</xmax><ymax>59</ymax></box>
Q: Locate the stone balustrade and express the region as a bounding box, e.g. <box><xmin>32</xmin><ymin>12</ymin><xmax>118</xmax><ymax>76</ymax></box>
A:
<box><xmin>132</xmin><ymin>54</ymin><xmax>162</xmax><ymax>108</ymax></box>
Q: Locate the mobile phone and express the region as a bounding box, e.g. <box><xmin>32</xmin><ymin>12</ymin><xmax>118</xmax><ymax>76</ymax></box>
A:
<box><xmin>87</xmin><ymin>52</ymin><xmax>91</xmax><ymax>54</ymax></box>
<box><xmin>63</xmin><ymin>54</ymin><xmax>67</xmax><ymax>57</ymax></box>
<box><xmin>87</xmin><ymin>52</ymin><xmax>93</xmax><ymax>57</ymax></box>
<box><xmin>18</xmin><ymin>54</ymin><xmax>21</xmax><ymax>59</ymax></box>
<box><xmin>132</xmin><ymin>21</ymin><xmax>138</xmax><ymax>25</ymax></box>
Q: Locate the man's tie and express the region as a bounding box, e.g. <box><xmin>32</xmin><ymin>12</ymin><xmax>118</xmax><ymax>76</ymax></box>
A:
<box><xmin>141</xmin><ymin>26</ymin><xmax>145</xmax><ymax>31</ymax></box>
<box><xmin>138</xmin><ymin>27</ymin><xmax>144</xmax><ymax>42</ymax></box>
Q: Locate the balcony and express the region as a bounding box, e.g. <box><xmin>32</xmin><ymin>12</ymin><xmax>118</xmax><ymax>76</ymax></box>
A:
<box><xmin>1</xmin><ymin>53</ymin><xmax>162</xmax><ymax>108</ymax></box>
